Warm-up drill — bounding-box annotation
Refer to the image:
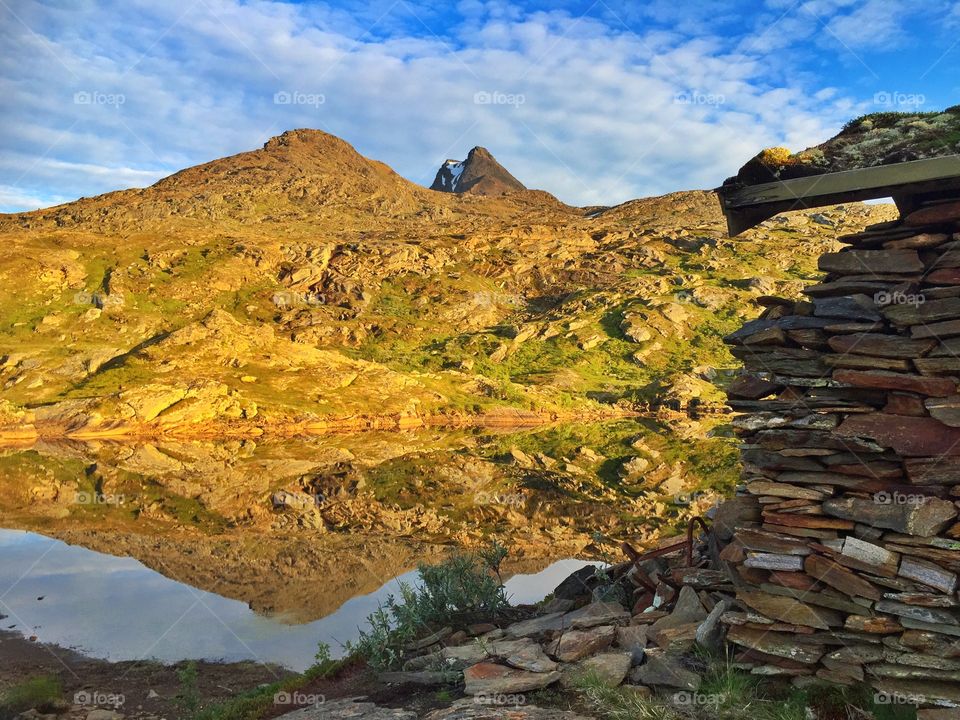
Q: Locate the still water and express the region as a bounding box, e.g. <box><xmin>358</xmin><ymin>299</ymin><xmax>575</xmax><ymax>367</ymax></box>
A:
<box><xmin>0</xmin><ymin>529</ymin><xmax>592</xmax><ymax>672</ymax></box>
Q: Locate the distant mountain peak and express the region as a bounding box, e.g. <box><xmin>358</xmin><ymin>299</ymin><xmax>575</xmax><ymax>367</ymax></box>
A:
<box><xmin>429</xmin><ymin>146</ymin><xmax>526</xmax><ymax>196</ymax></box>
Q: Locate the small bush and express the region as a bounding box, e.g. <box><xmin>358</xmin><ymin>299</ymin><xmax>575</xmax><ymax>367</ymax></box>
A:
<box><xmin>757</xmin><ymin>147</ymin><xmax>794</xmax><ymax>168</ymax></box>
<box><xmin>176</xmin><ymin>661</ymin><xmax>201</xmax><ymax>716</ymax></box>
<box><xmin>348</xmin><ymin>544</ymin><xmax>510</xmax><ymax>670</ymax></box>
<box><xmin>0</xmin><ymin>676</ymin><xmax>62</xmax><ymax>720</ymax></box>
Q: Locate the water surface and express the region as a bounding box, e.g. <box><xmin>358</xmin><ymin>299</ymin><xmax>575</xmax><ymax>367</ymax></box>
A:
<box><xmin>0</xmin><ymin>529</ymin><xmax>592</xmax><ymax>671</ymax></box>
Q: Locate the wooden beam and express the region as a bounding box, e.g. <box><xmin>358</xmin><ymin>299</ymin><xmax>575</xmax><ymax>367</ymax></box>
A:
<box><xmin>716</xmin><ymin>155</ymin><xmax>960</xmax><ymax>236</ymax></box>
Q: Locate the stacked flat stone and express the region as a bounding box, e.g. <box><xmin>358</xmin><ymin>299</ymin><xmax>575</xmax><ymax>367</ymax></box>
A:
<box><xmin>719</xmin><ymin>198</ymin><xmax>960</xmax><ymax>713</ymax></box>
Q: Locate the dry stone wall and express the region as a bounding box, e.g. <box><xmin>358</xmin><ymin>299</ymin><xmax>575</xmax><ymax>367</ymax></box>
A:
<box><xmin>721</xmin><ymin>198</ymin><xmax>960</xmax><ymax>710</ymax></box>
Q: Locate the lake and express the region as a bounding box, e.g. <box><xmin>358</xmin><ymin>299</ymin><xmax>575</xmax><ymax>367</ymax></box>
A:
<box><xmin>0</xmin><ymin>419</ymin><xmax>730</xmax><ymax>670</ymax></box>
<box><xmin>0</xmin><ymin>529</ymin><xmax>594</xmax><ymax>672</ymax></box>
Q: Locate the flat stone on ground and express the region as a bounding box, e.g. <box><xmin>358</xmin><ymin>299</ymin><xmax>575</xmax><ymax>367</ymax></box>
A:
<box><xmin>441</xmin><ymin>643</ymin><xmax>488</xmax><ymax>667</ymax></box>
<box><xmin>548</xmin><ymin>625</ymin><xmax>616</xmax><ymax>662</ymax></box>
<box><xmin>631</xmin><ymin>649</ymin><xmax>701</xmax><ymax>690</ymax></box>
<box><xmin>462</xmin><ymin>662</ymin><xmax>562</xmax><ymax>695</ymax></box>
<box><xmin>274</xmin><ymin>698</ymin><xmax>417</xmax><ymax>720</ymax></box>
<box><xmin>488</xmin><ymin>639</ymin><xmax>558</xmax><ymax>673</ymax></box>
<box><xmin>423</xmin><ymin>698</ymin><xmax>595</xmax><ymax>720</ymax></box>
<box><xmin>505</xmin><ymin>612</ymin><xmax>567</xmax><ymax>639</ymax></box>
<box><xmin>565</xmin><ymin>601</ymin><xmax>630</xmax><ymax>629</ymax></box>
<box><xmin>560</xmin><ymin>651</ymin><xmax>632</xmax><ymax>688</ymax></box>
<box><xmin>615</xmin><ymin>625</ymin><xmax>648</xmax><ymax>665</ymax></box>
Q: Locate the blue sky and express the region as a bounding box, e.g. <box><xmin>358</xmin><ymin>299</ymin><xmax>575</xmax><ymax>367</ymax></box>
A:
<box><xmin>1</xmin><ymin>0</ymin><xmax>958</xmax><ymax>212</ymax></box>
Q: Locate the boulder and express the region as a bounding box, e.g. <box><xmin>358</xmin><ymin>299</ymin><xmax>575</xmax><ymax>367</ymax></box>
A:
<box><xmin>552</xmin><ymin>566</ymin><xmax>599</xmax><ymax>602</ymax></box>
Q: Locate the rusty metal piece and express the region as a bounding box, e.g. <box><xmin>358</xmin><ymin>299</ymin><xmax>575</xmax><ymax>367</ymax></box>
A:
<box><xmin>686</xmin><ymin>516</ymin><xmax>709</xmax><ymax>566</ymax></box>
<box><xmin>629</xmin><ymin>565</ymin><xmax>658</xmax><ymax>594</ymax></box>
<box><xmin>622</xmin><ymin>516</ymin><xmax>712</xmax><ymax>583</ymax></box>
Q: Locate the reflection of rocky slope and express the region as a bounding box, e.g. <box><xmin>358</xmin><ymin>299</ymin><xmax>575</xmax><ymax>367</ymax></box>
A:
<box><xmin>0</xmin><ymin>129</ymin><xmax>896</xmax><ymax>437</ymax></box>
<box><xmin>0</xmin><ymin>419</ymin><xmax>732</xmax><ymax>619</ymax></box>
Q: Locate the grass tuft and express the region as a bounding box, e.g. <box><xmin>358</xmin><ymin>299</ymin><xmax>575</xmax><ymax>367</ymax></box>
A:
<box><xmin>0</xmin><ymin>675</ymin><xmax>62</xmax><ymax>720</ymax></box>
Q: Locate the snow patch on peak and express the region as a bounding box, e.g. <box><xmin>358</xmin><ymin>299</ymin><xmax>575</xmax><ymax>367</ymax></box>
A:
<box><xmin>439</xmin><ymin>160</ymin><xmax>465</xmax><ymax>191</ymax></box>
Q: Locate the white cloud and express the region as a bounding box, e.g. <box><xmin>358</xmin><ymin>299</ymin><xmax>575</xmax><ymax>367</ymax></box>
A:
<box><xmin>950</xmin><ymin>2</ymin><xmax>960</xmax><ymax>25</ymax></box>
<box><xmin>0</xmin><ymin>0</ymin><xmax>950</xmax><ymax>213</ymax></box>
<box><xmin>0</xmin><ymin>185</ymin><xmax>69</xmax><ymax>213</ymax></box>
<box><xmin>825</xmin><ymin>0</ymin><xmax>909</xmax><ymax>50</ymax></box>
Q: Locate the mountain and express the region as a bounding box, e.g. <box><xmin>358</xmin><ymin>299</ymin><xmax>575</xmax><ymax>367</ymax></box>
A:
<box><xmin>0</xmin><ymin>129</ymin><xmax>896</xmax><ymax>441</ymax></box>
<box><xmin>429</xmin><ymin>146</ymin><xmax>527</xmax><ymax>195</ymax></box>
<box><xmin>0</xmin><ymin>128</ymin><xmax>899</xmax><ymax>610</ymax></box>
<box><xmin>2</xmin><ymin>129</ymin><xmax>436</xmax><ymax>232</ymax></box>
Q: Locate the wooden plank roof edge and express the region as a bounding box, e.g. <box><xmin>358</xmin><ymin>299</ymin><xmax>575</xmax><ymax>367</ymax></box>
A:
<box><xmin>716</xmin><ymin>154</ymin><xmax>960</xmax><ymax>237</ymax></box>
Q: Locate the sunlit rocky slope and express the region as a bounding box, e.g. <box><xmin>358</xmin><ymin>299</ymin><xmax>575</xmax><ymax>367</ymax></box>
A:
<box><xmin>0</xmin><ymin>128</ymin><xmax>902</xmax><ymax>619</ymax></box>
<box><xmin>0</xmin><ymin>129</ymin><xmax>896</xmax><ymax>438</ymax></box>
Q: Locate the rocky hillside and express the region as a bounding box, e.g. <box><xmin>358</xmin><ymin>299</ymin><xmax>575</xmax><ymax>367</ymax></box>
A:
<box><xmin>429</xmin><ymin>146</ymin><xmax>527</xmax><ymax>195</ymax></box>
<box><xmin>0</xmin><ymin>129</ymin><xmax>897</xmax><ymax>438</ymax></box>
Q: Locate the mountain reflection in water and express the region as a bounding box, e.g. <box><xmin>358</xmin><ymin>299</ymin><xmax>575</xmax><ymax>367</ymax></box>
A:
<box><xmin>0</xmin><ymin>529</ymin><xmax>593</xmax><ymax>671</ymax></box>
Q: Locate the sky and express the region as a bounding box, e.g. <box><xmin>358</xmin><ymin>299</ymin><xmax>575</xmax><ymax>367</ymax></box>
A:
<box><xmin>1</xmin><ymin>0</ymin><xmax>958</xmax><ymax>212</ymax></box>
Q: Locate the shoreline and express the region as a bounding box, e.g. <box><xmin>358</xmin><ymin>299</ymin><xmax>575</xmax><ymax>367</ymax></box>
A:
<box><xmin>0</xmin><ymin>405</ymin><xmax>722</xmax><ymax>446</ymax></box>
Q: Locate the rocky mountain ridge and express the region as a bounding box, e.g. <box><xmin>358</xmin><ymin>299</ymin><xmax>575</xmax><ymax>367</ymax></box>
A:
<box><xmin>0</xmin><ymin>129</ymin><xmax>897</xmax><ymax>440</ymax></box>
<box><xmin>429</xmin><ymin>146</ymin><xmax>527</xmax><ymax>195</ymax></box>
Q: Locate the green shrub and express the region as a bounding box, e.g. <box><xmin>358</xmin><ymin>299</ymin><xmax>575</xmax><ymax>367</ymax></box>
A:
<box><xmin>348</xmin><ymin>544</ymin><xmax>510</xmax><ymax>670</ymax></box>
<box><xmin>176</xmin><ymin>661</ymin><xmax>200</xmax><ymax>716</ymax></box>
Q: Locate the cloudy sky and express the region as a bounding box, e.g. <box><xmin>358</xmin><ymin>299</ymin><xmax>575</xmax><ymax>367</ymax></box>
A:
<box><xmin>1</xmin><ymin>0</ymin><xmax>958</xmax><ymax>212</ymax></box>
